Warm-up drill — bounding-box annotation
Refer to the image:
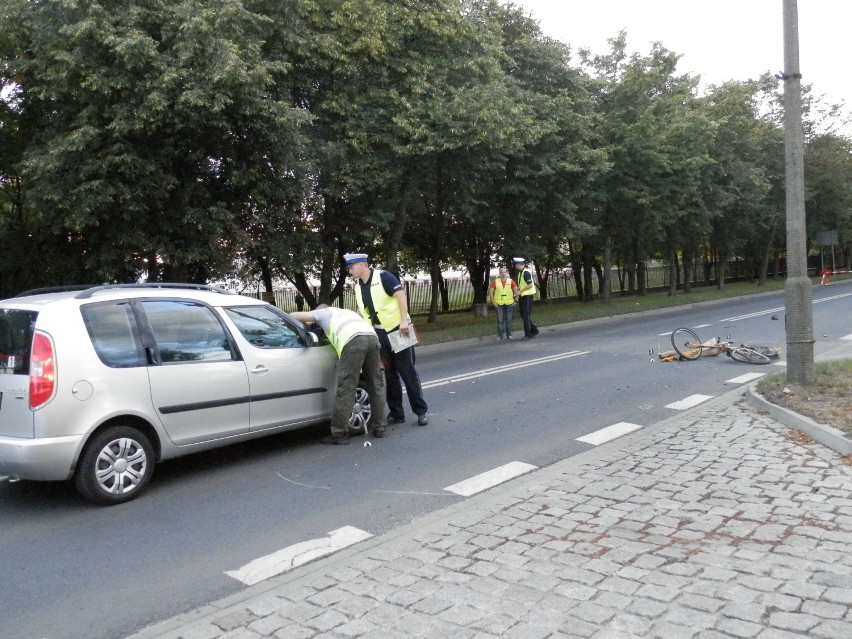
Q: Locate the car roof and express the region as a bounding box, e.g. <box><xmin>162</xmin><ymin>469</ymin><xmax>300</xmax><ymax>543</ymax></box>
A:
<box><xmin>1</xmin><ymin>284</ymin><xmax>265</xmax><ymax>308</ymax></box>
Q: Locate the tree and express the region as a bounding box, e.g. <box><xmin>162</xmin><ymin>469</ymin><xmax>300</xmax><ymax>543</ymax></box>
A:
<box><xmin>805</xmin><ymin>133</ymin><xmax>852</xmax><ymax>270</ymax></box>
<box><xmin>583</xmin><ymin>34</ymin><xmax>705</xmax><ymax>301</ymax></box>
<box><xmin>700</xmin><ymin>81</ymin><xmax>775</xmax><ymax>290</ymax></box>
<box><xmin>1</xmin><ymin>0</ymin><xmax>308</xmax><ymax>290</ymax></box>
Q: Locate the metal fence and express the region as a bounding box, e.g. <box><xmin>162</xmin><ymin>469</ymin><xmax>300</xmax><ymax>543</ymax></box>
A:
<box><xmin>252</xmin><ymin>262</ymin><xmax>773</xmax><ymax>315</ymax></box>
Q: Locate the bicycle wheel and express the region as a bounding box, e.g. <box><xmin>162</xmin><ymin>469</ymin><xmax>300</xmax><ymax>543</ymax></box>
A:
<box><xmin>671</xmin><ymin>327</ymin><xmax>702</xmax><ymax>361</ymax></box>
<box><xmin>730</xmin><ymin>346</ymin><xmax>772</xmax><ymax>365</ymax></box>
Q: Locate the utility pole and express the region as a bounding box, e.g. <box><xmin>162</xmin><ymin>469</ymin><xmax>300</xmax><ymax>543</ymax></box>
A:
<box><xmin>782</xmin><ymin>0</ymin><xmax>814</xmax><ymax>384</ymax></box>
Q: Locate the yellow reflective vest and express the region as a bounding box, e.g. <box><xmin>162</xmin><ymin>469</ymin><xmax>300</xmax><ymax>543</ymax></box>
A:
<box><xmin>355</xmin><ymin>269</ymin><xmax>402</xmax><ymax>330</ymax></box>
<box><xmin>516</xmin><ymin>269</ymin><xmax>537</xmax><ymax>296</ymax></box>
<box><xmin>327</xmin><ymin>309</ymin><xmax>373</xmax><ymax>357</ymax></box>
<box><xmin>492</xmin><ymin>277</ymin><xmax>515</xmax><ymax>305</ymax></box>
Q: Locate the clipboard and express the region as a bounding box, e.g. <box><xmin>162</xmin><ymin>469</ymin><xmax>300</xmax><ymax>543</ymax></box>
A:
<box><xmin>387</xmin><ymin>325</ymin><xmax>418</xmax><ymax>353</ymax></box>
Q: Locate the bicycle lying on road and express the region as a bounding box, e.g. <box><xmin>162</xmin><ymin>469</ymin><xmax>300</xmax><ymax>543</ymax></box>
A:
<box><xmin>668</xmin><ymin>328</ymin><xmax>782</xmax><ymax>364</ymax></box>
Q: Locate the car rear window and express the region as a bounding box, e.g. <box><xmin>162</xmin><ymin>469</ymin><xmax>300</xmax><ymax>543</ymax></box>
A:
<box><xmin>0</xmin><ymin>309</ymin><xmax>37</xmax><ymax>375</ymax></box>
<box><xmin>81</xmin><ymin>302</ymin><xmax>147</xmax><ymax>368</ymax></box>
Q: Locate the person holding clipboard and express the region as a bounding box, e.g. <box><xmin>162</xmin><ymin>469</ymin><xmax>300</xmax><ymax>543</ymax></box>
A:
<box><xmin>346</xmin><ymin>253</ymin><xmax>429</xmax><ymax>426</ymax></box>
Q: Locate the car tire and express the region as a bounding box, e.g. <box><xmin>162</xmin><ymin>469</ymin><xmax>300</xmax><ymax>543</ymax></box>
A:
<box><xmin>74</xmin><ymin>425</ymin><xmax>155</xmax><ymax>505</ymax></box>
<box><xmin>347</xmin><ymin>380</ymin><xmax>373</xmax><ymax>435</ymax></box>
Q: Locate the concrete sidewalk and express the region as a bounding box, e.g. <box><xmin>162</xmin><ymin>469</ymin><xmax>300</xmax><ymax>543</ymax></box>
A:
<box><xmin>127</xmin><ymin>387</ymin><xmax>852</xmax><ymax>639</ymax></box>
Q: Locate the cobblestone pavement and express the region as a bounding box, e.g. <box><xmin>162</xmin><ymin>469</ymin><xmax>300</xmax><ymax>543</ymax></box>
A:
<box><xmin>129</xmin><ymin>390</ymin><xmax>852</xmax><ymax>639</ymax></box>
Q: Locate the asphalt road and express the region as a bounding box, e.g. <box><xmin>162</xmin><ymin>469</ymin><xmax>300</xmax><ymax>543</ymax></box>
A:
<box><xmin>2</xmin><ymin>282</ymin><xmax>851</xmax><ymax>639</ymax></box>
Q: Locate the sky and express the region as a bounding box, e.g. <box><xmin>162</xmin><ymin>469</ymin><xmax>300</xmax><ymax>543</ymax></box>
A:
<box><xmin>515</xmin><ymin>0</ymin><xmax>851</xmax><ymax>109</ymax></box>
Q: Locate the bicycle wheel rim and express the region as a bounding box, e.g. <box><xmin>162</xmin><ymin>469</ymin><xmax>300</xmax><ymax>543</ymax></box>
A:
<box><xmin>730</xmin><ymin>347</ymin><xmax>771</xmax><ymax>365</ymax></box>
<box><xmin>671</xmin><ymin>328</ymin><xmax>702</xmax><ymax>360</ymax></box>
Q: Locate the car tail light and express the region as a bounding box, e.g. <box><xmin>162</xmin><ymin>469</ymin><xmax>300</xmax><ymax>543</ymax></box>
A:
<box><xmin>29</xmin><ymin>331</ymin><xmax>57</xmax><ymax>409</ymax></box>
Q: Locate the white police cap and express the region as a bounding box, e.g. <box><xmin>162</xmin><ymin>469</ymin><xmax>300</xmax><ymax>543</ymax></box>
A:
<box><xmin>344</xmin><ymin>253</ymin><xmax>369</xmax><ymax>265</ymax></box>
<box><xmin>512</xmin><ymin>257</ymin><xmax>525</xmax><ymax>264</ymax></box>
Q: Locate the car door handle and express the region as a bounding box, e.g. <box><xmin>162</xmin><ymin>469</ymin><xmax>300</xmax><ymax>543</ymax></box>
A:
<box><xmin>251</xmin><ymin>365</ymin><xmax>268</xmax><ymax>375</ymax></box>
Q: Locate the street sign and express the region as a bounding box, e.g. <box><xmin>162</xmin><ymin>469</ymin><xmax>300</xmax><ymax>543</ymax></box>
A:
<box><xmin>816</xmin><ymin>230</ymin><xmax>838</xmax><ymax>246</ymax></box>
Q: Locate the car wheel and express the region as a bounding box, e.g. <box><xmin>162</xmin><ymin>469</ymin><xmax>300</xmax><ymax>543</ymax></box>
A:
<box><xmin>347</xmin><ymin>383</ymin><xmax>372</xmax><ymax>434</ymax></box>
<box><xmin>74</xmin><ymin>425</ymin><xmax>155</xmax><ymax>505</ymax></box>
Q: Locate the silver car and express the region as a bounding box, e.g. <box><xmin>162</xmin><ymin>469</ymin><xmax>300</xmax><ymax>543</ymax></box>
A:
<box><xmin>0</xmin><ymin>284</ymin><xmax>372</xmax><ymax>504</ymax></box>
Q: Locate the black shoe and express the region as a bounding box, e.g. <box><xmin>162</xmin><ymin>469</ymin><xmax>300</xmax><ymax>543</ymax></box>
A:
<box><xmin>416</xmin><ymin>414</ymin><xmax>429</xmax><ymax>426</ymax></box>
<box><xmin>372</xmin><ymin>428</ymin><xmax>385</xmax><ymax>438</ymax></box>
<box><xmin>387</xmin><ymin>415</ymin><xmax>405</xmax><ymax>425</ymax></box>
<box><xmin>320</xmin><ymin>434</ymin><xmax>350</xmax><ymax>445</ymax></box>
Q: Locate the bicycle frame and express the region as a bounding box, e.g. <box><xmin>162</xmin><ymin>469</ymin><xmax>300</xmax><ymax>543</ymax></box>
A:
<box><xmin>669</xmin><ymin>328</ymin><xmax>777</xmax><ymax>364</ymax></box>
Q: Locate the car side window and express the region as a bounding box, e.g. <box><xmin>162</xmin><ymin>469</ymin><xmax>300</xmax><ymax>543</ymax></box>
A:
<box><xmin>224</xmin><ymin>306</ymin><xmax>304</xmax><ymax>349</ymax></box>
<box><xmin>141</xmin><ymin>300</ymin><xmax>234</xmax><ymax>364</ymax></box>
<box><xmin>81</xmin><ymin>302</ymin><xmax>146</xmax><ymax>368</ymax></box>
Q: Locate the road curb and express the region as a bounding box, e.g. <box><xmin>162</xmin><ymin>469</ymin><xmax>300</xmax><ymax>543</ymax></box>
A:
<box><xmin>746</xmin><ymin>383</ymin><xmax>852</xmax><ymax>456</ymax></box>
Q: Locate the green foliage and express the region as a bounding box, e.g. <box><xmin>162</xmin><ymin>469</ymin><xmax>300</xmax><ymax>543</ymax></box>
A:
<box><xmin>805</xmin><ymin>133</ymin><xmax>852</xmax><ymax>267</ymax></box>
<box><xmin>1</xmin><ymin>0</ymin><xmax>308</xmax><ymax>291</ymax></box>
<box><xmin>1</xmin><ymin>0</ymin><xmax>850</xmax><ymax>302</ymax></box>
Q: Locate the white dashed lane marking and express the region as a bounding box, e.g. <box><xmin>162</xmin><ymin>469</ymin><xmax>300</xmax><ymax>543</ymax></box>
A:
<box><xmin>229</xmin><ymin>353</ymin><xmax>798</xmax><ymax>588</ymax></box>
<box><xmin>444</xmin><ymin>461</ymin><xmax>538</xmax><ymax>497</ymax></box>
<box><xmin>226</xmin><ymin>526</ymin><xmax>372</xmax><ymax>585</ymax></box>
<box><xmin>665</xmin><ymin>394</ymin><xmax>715</xmax><ymax>410</ymax></box>
<box><xmin>230</xmin><ymin>462</ymin><xmax>540</xmax><ymax>583</ymax></box>
<box><xmin>576</xmin><ymin>422</ymin><xmax>643</xmax><ymax>446</ymax></box>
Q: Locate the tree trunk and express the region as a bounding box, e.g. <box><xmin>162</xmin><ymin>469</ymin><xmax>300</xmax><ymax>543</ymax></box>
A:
<box><xmin>716</xmin><ymin>249</ymin><xmax>727</xmax><ymax>290</ymax></box>
<box><xmin>568</xmin><ymin>240</ymin><xmax>583</xmax><ymax>300</ymax></box>
<box><xmin>682</xmin><ymin>248</ymin><xmax>693</xmax><ymax>294</ymax></box>
<box><xmin>538</xmin><ymin>267</ymin><xmax>549</xmax><ymax>301</ymax></box>
<box><xmin>636</xmin><ymin>249</ymin><xmax>647</xmax><ymax>296</ymax></box>
<box><xmin>384</xmin><ymin>180</ymin><xmax>413</xmax><ymax>273</ymax></box>
<box><xmin>582</xmin><ymin>250</ymin><xmax>594</xmax><ymax>302</ymax></box>
<box><xmin>256</xmin><ymin>255</ymin><xmax>274</xmax><ymax>293</ymax></box>
<box><xmin>428</xmin><ymin>257</ymin><xmax>442</xmax><ymax>323</ymax></box>
<box><xmin>667</xmin><ymin>245</ymin><xmax>678</xmax><ymax>296</ymax></box>
<box><xmin>625</xmin><ymin>261</ymin><xmax>636</xmax><ymax>295</ymax></box>
<box><xmin>292</xmin><ymin>272</ymin><xmax>317</xmax><ymax>310</ymax></box>
<box><xmin>601</xmin><ymin>235</ymin><xmax>612</xmax><ymax>305</ymax></box>
<box><xmin>465</xmin><ymin>239</ymin><xmax>492</xmax><ymax>305</ymax></box>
